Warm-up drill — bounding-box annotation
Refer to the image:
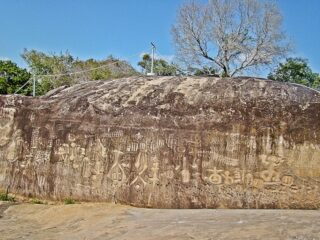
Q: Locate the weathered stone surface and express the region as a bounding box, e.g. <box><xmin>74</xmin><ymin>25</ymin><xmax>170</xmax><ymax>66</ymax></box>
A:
<box><xmin>1</xmin><ymin>203</ymin><xmax>320</xmax><ymax>239</ymax></box>
<box><xmin>0</xmin><ymin>76</ymin><xmax>319</xmax><ymax>208</ymax></box>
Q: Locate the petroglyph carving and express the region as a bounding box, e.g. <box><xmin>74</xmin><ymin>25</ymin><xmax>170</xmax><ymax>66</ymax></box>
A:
<box><xmin>1</xmin><ymin>77</ymin><xmax>320</xmax><ymax>209</ymax></box>
<box><xmin>5</xmin><ymin>130</ymin><xmax>23</xmax><ymax>162</ymax></box>
<box><xmin>150</xmin><ymin>158</ymin><xmax>160</xmax><ymax>187</ymax></box>
<box><xmin>278</xmin><ymin>135</ymin><xmax>285</xmax><ymax>157</ymax></box>
<box><xmin>92</xmin><ymin>158</ymin><xmax>104</xmax><ymax>178</ymax></box>
<box><xmin>260</xmin><ymin>168</ymin><xmax>281</xmax><ymax>183</ymax></box>
<box><xmin>207</xmin><ymin>167</ymin><xmax>223</xmax><ymax>185</ymax></box>
<box><xmin>102</xmin><ymin>129</ymin><xmax>124</xmax><ymax>138</ymax></box>
<box><xmin>127</xmin><ymin>142</ymin><xmax>139</xmax><ymax>152</ymax></box>
<box><xmin>166</xmin><ymin>134</ymin><xmax>176</xmax><ymax>149</ymax></box>
<box><xmin>68</xmin><ymin>133</ymin><xmax>76</xmax><ymax>143</ymax></box>
<box><xmin>191</xmin><ymin>158</ymin><xmax>201</xmax><ymax>182</ymax></box>
<box><xmin>161</xmin><ymin>151</ymin><xmax>175</xmax><ymax>179</ymax></box>
<box><xmin>260</xmin><ymin>155</ymin><xmax>283</xmax><ymax>183</ymax></box>
<box><xmin>29</xmin><ymin>113</ymin><xmax>36</xmax><ymax>122</ymax></box>
<box><xmin>233</xmin><ymin>168</ymin><xmax>241</xmax><ymax>184</ymax></box>
<box><xmin>96</xmin><ymin>138</ymin><xmax>107</xmax><ymax>158</ymax></box>
<box><xmin>264</xmin><ymin>130</ymin><xmax>273</xmax><ymax>155</ymax></box>
<box><xmin>181</xmin><ymin>157</ymin><xmax>190</xmax><ymax>183</ymax></box>
<box><xmin>253</xmin><ymin>179</ymin><xmax>264</xmax><ymax>189</ymax></box>
<box><xmin>197</xmin><ymin>150</ymin><xmax>212</xmax><ymax>157</ymax></box>
<box><xmin>134</xmin><ymin>132</ymin><xmax>143</xmax><ymax>141</ymax></box>
<box><xmin>209</xmin><ymin>151</ymin><xmax>239</xmax><ymax>167</ymax></box>
<box><xmin>226</xmin><ymin>133</ymin><xmax>240</xmax><ymax>153</ymax></box>
<box><xmin>149</xmin><ymin>138</ymin><xmax>165</xmax><ymax>152</ymax></box>
<box><xmin>245</xmin><ymin>173</ymin><xmax>254</xmax><ymax>186</ymax></box>
<box><xmin>281</xmin><ymin>175</ymin><xmax>294</xmax><ymax>186</ymax></box>
<box><xmin>81</xmin><ymin>156</ymin><xmax>91</xmax><ymax>179</ymax></box>
<box><xmin>0</xmin><ymin>107</ymin><xmax>15</xmax><ymax>120</ymax></box>
<box><xmin>0</xmin><ymin>107</ymin><xmax>16</xmax><ymax>146</ymax></box>
<box><xmin>34</xmin><ymin>148</ymin><xmax>51</xmax><ymax>165</ymax></box>
<box><xmin>31</xmin><ymin>128</ymin><xmax>40</xmax><ymax>150</ymax></box>
<box><xmin>70</xmin><ymin>143</ymin><xmax>85</xmax><ymax>162</ymax></box>
<box><xmin>147</xmin><ymin>157</ymin><xmax>160</xmax><ymax>205</ymax></box>
<box><xmin>222</xmin><ymin>171</ymin><xmax>234</xmax><ymax>185</ymax></box>
<box><xmin>57</xmin><ymin>137</ymin><xmax>86</xmax><ymax>169</ymax></box>
<box><xmin>108</xmin><ymin>150</ymin><xmax>126</xmax><ymax>184</ymax></box>
<box><xmin>130</xmin><ymin>145</ymin><xmax>148</xmax><ymax>187</ymax></box>
<box><xmin>57</xmin><ymin>144</ymin><xmax>70</xmax><ymax>162</ymax></box>
<box><xmin>246</xmin><ymin>136</ymin><xmax>257</xmax><ymax>168</ymax></box>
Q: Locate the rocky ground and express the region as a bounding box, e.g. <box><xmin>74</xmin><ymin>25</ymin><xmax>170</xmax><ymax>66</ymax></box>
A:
<box><xmin>0</xmin><ymin>201</ymin><xmax>319</xmax><ymax>240</ymax></box>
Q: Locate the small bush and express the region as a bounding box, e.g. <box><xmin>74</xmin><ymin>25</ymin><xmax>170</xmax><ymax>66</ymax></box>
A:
<box><xmin>0</xmin><ymin>192</ymin><xmax>15</xmax><ymax>202</ymax></box>
<box><xmin>64</xmin><ymin>198</ymin><xmax>75</xmax><ymax>205</ymax></box>
<box><xmin>31</xmin><ymin>198</ymin><xmax>44</xmax><ymax>204</ymax></box>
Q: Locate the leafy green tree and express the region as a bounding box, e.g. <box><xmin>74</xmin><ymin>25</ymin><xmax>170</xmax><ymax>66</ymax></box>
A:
<box><xmin>312</xmin><ymin>76</ymin><xmax>320</xmax><ymax>90</ymax></box>
<box><xmin>192</xmin><ymin>66</ymin><xmax>218</xmax><ymax>76</ymax></box>
<box><xmin>73</xmin><ymin>58</ymin><xmax>120</xmax><ymax>81</ymax></box>
<box><xmin>138</xmin><ymin>54</ymin><xmax>180</xmax><ymax>76</ymax></box>
<box><xmin>21</xmin><ymin>49</ymin><xmax>137</xmax><ymax>95</ymax></box>
<box><xmin>0</xmin><ymin>60</ymin><xmax>31</xmax><ymax>95</ymax></box>
<box><xmin>21</xmin><ymin>49</ymin><xmax>75</xmax><ymax>95</ymax></box>
<box><xmin>268</xmin><ymin>58</ymin><xmax>320</xmax><ymax>89</ymax></box>
<box><xmin>21</xmin><ymin>49</ymin><xmax>74</xmax><ymax>76</ymax></box>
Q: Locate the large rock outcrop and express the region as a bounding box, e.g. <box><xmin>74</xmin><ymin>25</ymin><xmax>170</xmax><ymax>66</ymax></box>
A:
<box><xmin>0</xmin><ymin>76</ymin><xmax>319</xmax><ymax>209</ymax></box>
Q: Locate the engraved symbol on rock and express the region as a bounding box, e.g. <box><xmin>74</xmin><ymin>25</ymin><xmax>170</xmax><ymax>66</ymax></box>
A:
<box><xmin>58</xmin><ymin>144</ymin><xmax>69</xmax><ymax>162</ymax></box>
<box><xmin>0</xmin><ymin>108</ymin><xmax>16</xmax><ymax>146</ymax></box>
<box><xmin>6</xmin><ymin>130</ymin><xmax>23</xmax><ymax>162</ymax></box>
<box><xmin>162</xmin><ymin>151</ymin><xmax>174</xmax><ymax>179</ymax></box>
<box><xmin>207</xmin><ymin>167</ymin><xmax>223</xmax><ymax>185</ymax></box>
<box><xmin>57</xmin><ymin>135</ymin><xmax>86</xmax><ymax>169</ymax></box>
<box><xmin>147</xmin><ymin>158</ymin><xmax>160</xmax><ymax>206</ymax></box>
<box><xmin>104</xmin><ymin>128</ymin><xmax>123</xmax><ymax>138</ymax></box>
<box><xmin>30</xmin><ymin>128</ymin><xmax>40</xmax><ymax>152</ymax></box>
<box><xmin>68</xmin><ymin>133</ymin><xmax>76</xmax><ymax>142</ymax></box>
<box><xmin>252</xmin><ymin>178</ymin><xmax>264</xmax><ymax>189</ymax></box>
<box><xmin>233</xmin><ymin>168</ymin><xmax>241</xmax><ymax>184</ymax></box>
<box><xmin>181</xmin><ymin>157</ymin><xmax>190</xmax><ymax>183</ymax></box>
<box><xmin>69</xmin><ymin>142</ymin><xmax>77</xmax><ymax>162</ymax></box>
<box><xmin>150</xmin><ymin>160</ymin><xmax>159</xmax><ymax>187</ymax></box>
<box><xmin>281</xmin><ymin>175</ymin><xmax>294</xmax><ymax>186</ymax></box>
<box><xmin>81</xmin><ymin>156</ymin><xmax>91</xmax><ymax>179</ymax></box>
<box><xmin>260</xmin><ymin>155</ymin><xmax>282</xmax><ymax>184</ymax></box>
<box><xmin>222</xmin><ymin>171</ymin><xmax>234</xmax><ymax>185</ymax></box>
<box><xmin>135</xmin><ymin>132</ymin><xmax>143</xmax><ymax>141</ymax></box>
<box><xmin>209</xmin><ymin>151</ymin><xmax>239</xmax><ymax>167</ymax></box>
<box><xmin>107</xmin><ymin>150</ymin><xmax>126</xmax><ymax>184</ymax></box>
<box><xmin>29</xmin><ymin>113</ymin><xmax>35</xmax><ymax>122</ymax></box>
<box><xmin>72</xmin><ymin>147</ymin><xmax>85</xmax><ymax>169</ymax></box>
<box><xmin>130</xmin><ymin>147</ymin><xmax>148</xmax><ymax>187</ymax></box>
<box><xmin>245</xmin><ymin>173</ymin><xmax>254</xmax><ymax>186</ymax></box>
<box><xmin>260</xmin><ymin>167</ymin><xmax>280</xmax><ymax>182</ymax></box>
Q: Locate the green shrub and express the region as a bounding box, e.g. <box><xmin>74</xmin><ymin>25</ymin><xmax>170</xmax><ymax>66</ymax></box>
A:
<box><xmin>63</xmin><ymin>198</ymin><xmax>75</xmax><ymax>204</ymax></box>
<box><xmin>0</xmin><ymin>192</ymin><xmax>15</xmax><ymax>202</ymax></box>
<box><xmin>31</xmin><ymin>198</ymin><xmax>44</xmax><ymax>204</ymax></box>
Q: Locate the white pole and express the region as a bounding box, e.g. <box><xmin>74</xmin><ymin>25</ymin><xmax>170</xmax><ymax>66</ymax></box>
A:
<box><xmin>32</xmin><ymin>75</ymin><xmax>36</xmax><ymax>97</ymax></box>
<box><xmin>151</xmin><ymin>42</ymin><xmax>156</xmax><ymax>75</ymax></box>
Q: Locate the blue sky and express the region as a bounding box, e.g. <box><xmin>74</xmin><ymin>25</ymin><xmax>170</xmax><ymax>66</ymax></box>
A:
<box><xmin>0</xmin><ymin>0</ymin><xmax>319</xmax><ymax>76</ymax></box>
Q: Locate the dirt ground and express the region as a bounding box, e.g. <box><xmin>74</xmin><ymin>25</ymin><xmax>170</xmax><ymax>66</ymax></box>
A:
<box><xmin>0</xmin><ymin>201</ymin><xmax>319</xmax><ymax>240</ymax></box>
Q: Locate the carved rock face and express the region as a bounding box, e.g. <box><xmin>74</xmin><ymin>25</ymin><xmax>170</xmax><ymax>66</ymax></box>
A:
<box><xmin>0</xmin><ymin>76</ymin><xmax>320</xmax><ymax>209</ymax></box>
<box><xmin>0</xmin><ymin>107</ymin><xmax>16</xmax><ymax>146</ymax></box>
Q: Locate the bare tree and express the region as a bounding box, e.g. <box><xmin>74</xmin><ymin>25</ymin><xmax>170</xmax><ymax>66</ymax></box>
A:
<box><xmin>172</xmin><ymin>0</ymin><xmax>291</xmax><ymax>77</ymax></box>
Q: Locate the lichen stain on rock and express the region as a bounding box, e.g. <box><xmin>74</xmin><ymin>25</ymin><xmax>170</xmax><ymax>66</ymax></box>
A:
<box><xmin>0</xmin><ymin>76</ymin><xmax>320</xmax><ymax>209</ymax></box>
